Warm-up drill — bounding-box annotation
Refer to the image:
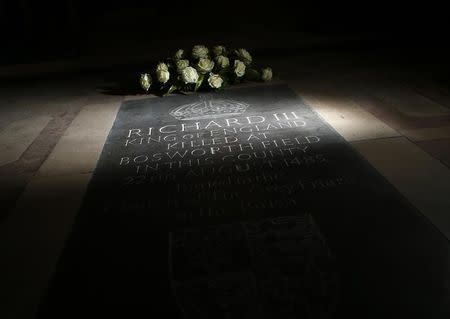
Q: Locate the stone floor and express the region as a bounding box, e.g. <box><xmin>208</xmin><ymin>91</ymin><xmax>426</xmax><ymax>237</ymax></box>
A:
<box><xmin>1</xmin><ymin>51</ymin><xmax>450</xmax><ymax>318</ymax></box>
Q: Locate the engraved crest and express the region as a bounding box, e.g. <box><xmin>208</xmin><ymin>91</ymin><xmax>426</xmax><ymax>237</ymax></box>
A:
<box><xmin>170</xmin><ymin>96</ymin><xmax>249</xmax><ymax>120</ymax></box>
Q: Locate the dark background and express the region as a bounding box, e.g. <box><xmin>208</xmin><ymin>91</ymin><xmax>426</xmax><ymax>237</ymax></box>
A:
<box><xmin>1</xmin><ymin>0</ymin><xmax>449</xmax><ymax>65</ymax></box>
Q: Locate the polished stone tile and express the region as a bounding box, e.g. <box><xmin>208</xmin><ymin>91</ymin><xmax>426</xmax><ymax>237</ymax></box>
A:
<box><xmin>400</xmin><ymin>126</ymin><xmax>450</xmax><ymax>142</ymax></box>
<box><xmin>38</xmin><ymin>101</ymin><xmax>122</xmax><ymax>177</ymax></box>
<box><xmin>301</xmin><ymin>93</ymin><xmax>400</xmax><ymax>142</ymax></box>
<box><xmin>352</xmin><ymin>137</ymin><xmax>450</xmax><ymax>239</ymax></box>
<box><xmin>417</xmin><ymin>139</ymin><xmax>450</xmax><ymax>167</ymax></box>
<box><xmin>371</xmin><ymin>86</ymin><xmax>450</xmax><ymax>117</ymax></box>
<box><xmin>283</xmin><ymin>76</ymin><xmax>401</xmax><ymax>142</ymax></box>
<box><xmin>412</xmin><ymin>85</ymin><xmax>450</xmax><ymax>110</ymax></box>
<box><xmin>0</xmin><ymin>173</ymin><xmax>33</xmax><ymax>219</ymax></box>
<box><xmin>0</xmin><ymin>116</ymin><xmax>51</xmax><ymax>166</ymax></box>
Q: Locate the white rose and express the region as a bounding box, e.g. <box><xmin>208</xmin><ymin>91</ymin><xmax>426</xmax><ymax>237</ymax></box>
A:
<box><xmin>213</xmin><ymin>45</ymin><xmax>226</xmax><ymax>56</ymax></box>
<box><xmin>156</xmin><ymin>69</ymin><xmax>170</xmax><ymax>84</ymax></box>
<box><xmin>174</xmin><ymin>49</ymin><xmax>184</xmax><ymax>60</ymax></box>
<box><xmin>215</xmin><ymin>55</ymin><xmax>229</xmax><ymax>69</ymax></box>
<box><xmin>234</xmin><ymin>60</ymin><xmax>246</xmax><ymax>77</ymax></box>
<box><xmin>181</xmin><ymin>66</ymin><xmax>199</xmax><ymax>84</ymax></box>
<box><xmin>139</xmin><ymin>73</ymin><xmax>152</xmax><ymax>91</ymax></box>
<box><xmin>261</xmin><ymin>67</ymin><xmax>273</xmax><ymax>82</ymax></box>
<box><xmin>196</xmin><ymin>58</ymin><xmax>215</xmax><ymax>74</ymax></box>
<box><xmin>192</xmin><ymin>45</ymin><xmax>209</xmax><ymax>59</ymax></box>
<box><xmin>156</xmin><ymin>62</ymin><xmax>168</xmax><ymax>72</ymax></box>
<box><xmin>176</xmin><ymin>59</ymin><xmax>189</xmax><ymax>73</ymax></box>
<box><xmin>208</xmin><ymin>73</ymin><xmax>223</xmax><ymax>89</ymax></box>
<box><xmin>235</xmin><ymin>48</ymin><xmax>252</xmax><ymax>65</ymax></box>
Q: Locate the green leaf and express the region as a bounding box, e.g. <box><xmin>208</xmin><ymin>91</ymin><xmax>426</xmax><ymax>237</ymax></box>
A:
<box><xmin>195</xmin><ymin>74</ymin><xmax>204</xmax><ymax>92</ymax></box>
<box><xmin>218</xmin><ymin>68</ymin><xmax>230</xmax><ymax>77</ymax></box>
<box><xmin>245</xmin><ymin>68</ymin><xmax>260</xmax><ymax>81</ymax></box>
<box><xmin>165</xmin><ymin>84</ymin><xmax>178</xmax><ymax>95</ymax></box>
<box><xmin>221</xmin><ymin>73</ymin><xmax>230</xmax><ymax>86</ymax></box>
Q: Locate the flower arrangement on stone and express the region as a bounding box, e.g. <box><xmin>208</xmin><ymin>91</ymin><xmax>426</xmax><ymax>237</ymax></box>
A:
<box><xmin>139</xmin><ymin>45</ymin><xmax>273</xmax><ymax>95</ymax></box>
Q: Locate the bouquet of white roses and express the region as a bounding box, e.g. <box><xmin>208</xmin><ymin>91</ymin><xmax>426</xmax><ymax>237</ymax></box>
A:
<box><xmin>139</xmin><ymin>45</ymin><xmax>273</xmax><ymax>95</ymax></box>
